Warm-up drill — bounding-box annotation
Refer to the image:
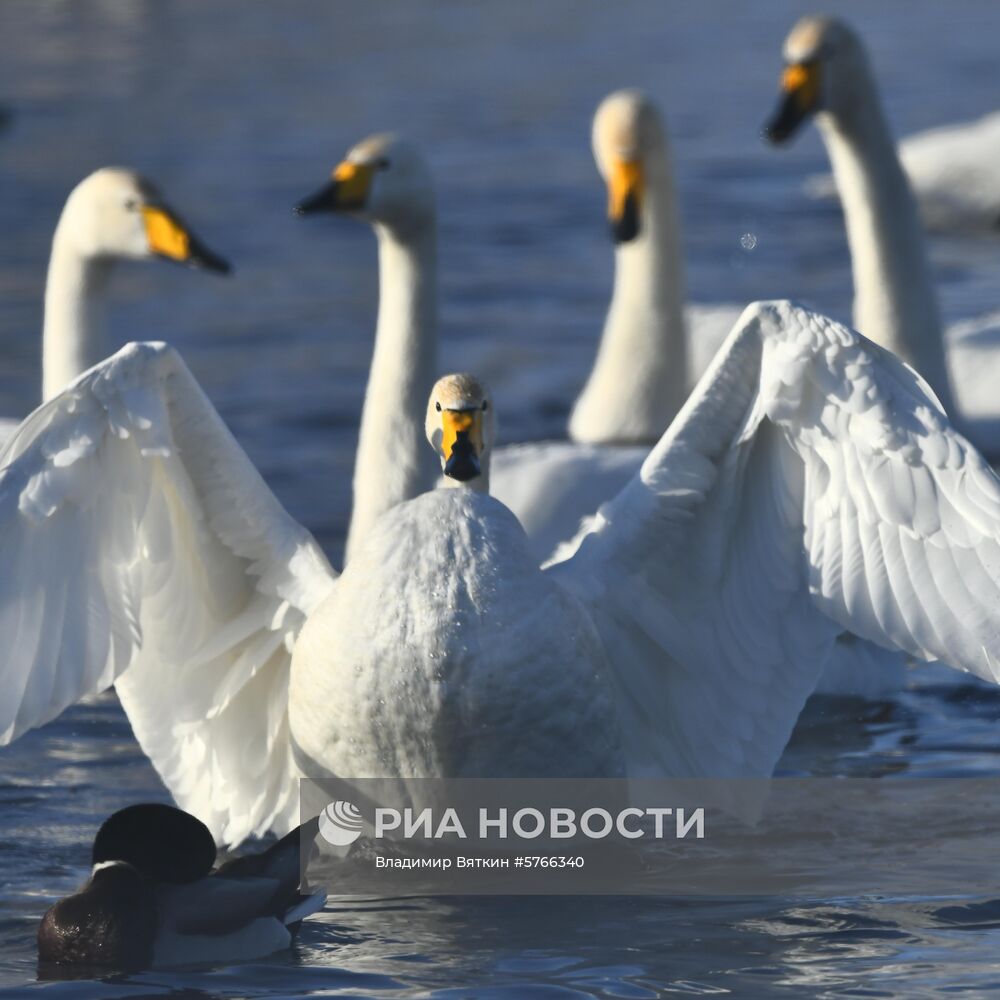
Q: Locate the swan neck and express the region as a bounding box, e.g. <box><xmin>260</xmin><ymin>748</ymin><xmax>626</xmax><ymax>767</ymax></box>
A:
<box><xmin>42</xmin><ymin>228</ymin><xmax>111</xmax><ymax>402</ymax></box>
<box><xmin>818</xmin><ymin>92</ymin><xmax>953</xmax><ymax>411</ymax></box>
<box><xmin>345</xmin><ymin>221</ymin><xmax>439</xmax><ymax>564</ymax></box>
<box><xmin>569</xmin><ymin>148</ymin><xmax>688</xmax><ymax>444</ymax></box>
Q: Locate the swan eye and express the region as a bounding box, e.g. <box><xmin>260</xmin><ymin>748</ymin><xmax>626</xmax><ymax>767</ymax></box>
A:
<box><xmin>435</xmin><ymin>401</ymin><xmax>442</xmax><ymax>412</ymax></box>
<box><xmin>376</xmin><ymin>158</ymin><xmax>390</xmax><ymax>170</ymax></box>
<box><xmin>124</xmin><ymin>198</ymin><xmax>139</xmax><ymax>212</ymax></box>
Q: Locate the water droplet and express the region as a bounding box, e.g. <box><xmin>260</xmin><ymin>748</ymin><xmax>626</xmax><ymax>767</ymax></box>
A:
<box><xmin>740</xmin><ymin>232</ymin><xmax>758</xmax><ymax>251</ymax></box>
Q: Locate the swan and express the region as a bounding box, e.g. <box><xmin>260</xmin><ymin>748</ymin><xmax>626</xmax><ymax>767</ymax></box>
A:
<box><xmin>0</xmin><ymin>167</ymin><xmax>229</xmax><ymax>444</ymax></box>
<box><xmin>2</xmin><ymin>300</ymin><xmax>1000</xmax><ymax>845</ymax></box>
<box><xmin>763</xmin><ymin>15</ymin><xmax>1000</xmax><ymax>451</ymax></box>
<box><xmin>808</xmin><ymin>111</ymin><xmax>1000</xmax><ymax>234</ymax></box>
<box><xmin>493</xmin><ymin>90</ymin><xmax>741</xmax><ymax>561</ymax></box>
<box><xmin>294</xmin><ymin>135</ymin><xmax>440</xmax><ymax>566</ymax></box>
<box><xmin>295</xmin><ymin>103</ymin><xmax>739</xmax><ymax>566</ymax></box>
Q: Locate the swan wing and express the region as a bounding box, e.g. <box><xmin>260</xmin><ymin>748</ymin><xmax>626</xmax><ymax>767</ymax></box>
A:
<box><xmin>549</xmin><ymin>300</ymin><xmax>1000</xmax><ymax>779</ymax></box>
<box><xmin>0</xmin><ymin>342</ymin><xmax>337</xmax><ymax>844</ymax></box>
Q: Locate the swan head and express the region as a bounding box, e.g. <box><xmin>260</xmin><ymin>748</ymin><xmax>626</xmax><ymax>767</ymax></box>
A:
<box><xmin>55</xmin><ymin>167</ymin><xmax>230</xmax><ymax>272</ymax></box>
<box><xmin>425</xmin><ymin>374</ymin><xmax>494</xmax><ymax>488</ymax></box>
<box><xmin>294</xmin><ymin>133</ymin><xmax>434</xmax><ymax>237</ymax></box>
<box><xmin>763</xmin><ymin>16</ymin><xmax>873</xmax><ymax>143</ymax></box>
<box><xmin>592</xmin><ymin>89</ymin><xmax>667</xmax><ymax>244</ymax></box>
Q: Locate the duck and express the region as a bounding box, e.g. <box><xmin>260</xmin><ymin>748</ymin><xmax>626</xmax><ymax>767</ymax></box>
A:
<box><xmin>0</xmin><ymin>167</ymin><xmax>229</xmax><ymax>445</ymax></box>
<box><xmin>36</xmin><ymin>803</ymin><xmax>324</xmax><ymax>972</ymax></box>
<box><xmin>807</xmin><ymin>110</ymin><xmax>1000</xmax><ymax>235</ymax></box>
<box><xmin>295</xmin><ymin>100</ymin><xmax>740</xmax><ymax>566</ymax></box>
<box><xmin>763</xmin><ymin>15</ymin><xmax>1000</xmax><ymax>454</ymax></box>
<box><xmin>1</xmin><ymin>300</ymin><xmax>1000</xmax><ymax>844</ymax></box>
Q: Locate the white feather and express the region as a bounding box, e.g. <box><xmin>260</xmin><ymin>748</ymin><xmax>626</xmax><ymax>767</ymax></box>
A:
<box><xmin>0</xmin><ymin>342</ymin><xmax>337</xmax><ymax>845</ymax></box>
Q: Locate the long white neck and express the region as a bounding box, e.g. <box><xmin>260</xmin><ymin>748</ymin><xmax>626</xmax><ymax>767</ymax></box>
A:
<box><xmin>42</xmin><ymin>225</ymin><xmax>111</xmax><ymax>402</ymax></box>
<box><xmin>817</xmin><ymin>88</ymin><xmax>954</xmax><ymax>413</ymax></box>
<box><xmin>568</xmin><ymin>146</ymin><xmax>688</xmax><ymax>445</ymax></box>
<box><xmin>344</xmin><ymin>221</ymin><xmax>439</xmax><ymax>564</ymax></box>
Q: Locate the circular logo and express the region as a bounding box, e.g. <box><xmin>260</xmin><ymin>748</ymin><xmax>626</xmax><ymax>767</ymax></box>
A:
<box><xmin>318</xmin><ymin>800</ymin><xmax>364</xmax><ymax>847</ymax></box>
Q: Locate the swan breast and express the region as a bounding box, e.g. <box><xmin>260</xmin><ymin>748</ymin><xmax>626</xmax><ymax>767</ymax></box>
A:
<box><xmin>289</xmin><ymin>489</ymin><xmax>623</xmax><ymax>782</ymax></box>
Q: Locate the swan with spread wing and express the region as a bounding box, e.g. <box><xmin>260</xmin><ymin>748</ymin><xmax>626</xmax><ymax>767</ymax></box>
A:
<box><xmin>1</xmin><ymin>301</ymin><xmax>999</xmax><ymax>846</ymax></box>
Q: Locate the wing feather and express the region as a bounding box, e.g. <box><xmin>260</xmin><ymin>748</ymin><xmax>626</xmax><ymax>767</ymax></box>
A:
<box><xmin>551</xmin><ymin>301</ymin><xmax>1000</xmax><ymax>779</ymax></box>
<box><xmin>0</xmin><ymin>342</ymin><xmax>337</xmax><ymax>844</ymax></box>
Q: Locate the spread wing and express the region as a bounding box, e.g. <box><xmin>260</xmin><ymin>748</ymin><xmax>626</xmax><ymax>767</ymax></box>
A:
<box><xmin>0</xmin><ymin>343</ymin><xmax>337</xmax><ymax>844</ymax></box>
<box><xmin>550</xmin><ymin>300</ymin><xmax>1000</xmax><ymax>780</ymax></box>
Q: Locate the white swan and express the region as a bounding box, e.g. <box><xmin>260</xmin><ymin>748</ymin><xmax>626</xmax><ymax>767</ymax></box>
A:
<box><xmin>763</xmin><ymin>16</ymin><xmax>1000</xmax><ymax>452</ymax></box>
<box><xmin>41</xmin><ymin>168</ymin><xmax>230</xmax><ymax>403</ymax></box>
<box><xmin>809</xmin><ymin>111</ymin><xmax>1000</xmax><ymax>234</ymax></box>
<box><xmin>493</xmin><ymin>90</ymin><xmax>741</xmax><ymax>560</ymax></box>
<box><xmin>2</xmin><ymin>300</ymin><xmax>1000</xmax><ymax>844</ymax></box>
<box><xmin>295</xmin><ymin>136</ymin><xmax>439</xmax><ymax>565</ymax></box>
<box><xmin>296</xmin><ymin>106</ymin><xmax>738</xmax><ymax>566</ymax></box>
<box><xmin>0</xmin><ymin>167</ymin><xmax>228</xmax><ymax>444</ymax></box>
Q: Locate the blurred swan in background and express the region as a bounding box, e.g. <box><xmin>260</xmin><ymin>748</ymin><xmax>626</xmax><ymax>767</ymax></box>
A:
<box><xmin>764</xmin><ymin>15</ymin><xmax>1000</xmax><ymax>454</ymax></box>
<box><xmin>492</xmin><ymin>90</ymin><xmax>741</xmax><ymax>561</ymax></box>
<box><xmin>0</xmin><ymin>167</ymin><xmax>228</xmax><ymax>444</ymax></box>
<box><xmin>295</xmin><ymin>135</ymin><xmax>440</xmax><ymax>566</ymax></box>
<box><xmin>1</xmin><ymin>301</ymin><xmax>1000</xmax><ymax>844</ymax></box>
<box><xmin>807</xmin><ymin>111</ymin><xmax>1000</xmax><ymax>234</ymax></box>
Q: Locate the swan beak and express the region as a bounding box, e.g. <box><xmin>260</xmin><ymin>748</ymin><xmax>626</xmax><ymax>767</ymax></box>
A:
<box><xmin>607</xmin><ymin>158</ymin><xmax>643</xmax><ymax>244</ymax></box>
<box><xmin>142</xmin><ymin>206</ymin><xmax>231</xmax><ymax>274</ymax></box>
<box><xmin>294</xmin><ymin>160</ymin><xmax>375</xmax><ymax>215</ymax></box>
<box><xmin>441</xmin><ymin>409</ymin><xmax>483</xmax><ymax>482</ymax></box>
<box><xmin>763</xmin><ymin>61</ymin><xmax>821</xmax><ymax>144</ymax></box>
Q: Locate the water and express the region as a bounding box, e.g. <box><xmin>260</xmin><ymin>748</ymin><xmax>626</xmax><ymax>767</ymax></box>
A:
<box><xmin>1</xmin><ymin>1</ymin><xmax>1000</xmax><ymax>994</ymax></box>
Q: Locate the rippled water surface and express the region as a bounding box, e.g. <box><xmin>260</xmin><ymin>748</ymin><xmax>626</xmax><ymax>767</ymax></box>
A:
<box><xmin>2</xmin><ymin>1</ymin><xmax>1000</xmax><ymax>995</ymax></box>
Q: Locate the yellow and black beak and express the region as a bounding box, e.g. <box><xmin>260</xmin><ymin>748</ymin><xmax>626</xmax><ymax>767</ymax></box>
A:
<box><xmin>606</xmin><ymin>157</ymin><xmax>644</xmax><ymax>244</ymax></box>
<box><xmin>441</xmin><ymin>408</ymin><xmax>484</xmax><ymax>482</ymax></box>
<box><xmin>763</xmin><ymin>61</ymin><xmax>822</xmax><ymax>144</ymax></box>
<box><xmin>142</xmin><ymin>205</ymin><xmax>230</xmax><ymax>274</ymax></box>
<box><xmin>294</xmin><ymin>159</ymin><xmax>377</xmax><ymax>216</ymax></box>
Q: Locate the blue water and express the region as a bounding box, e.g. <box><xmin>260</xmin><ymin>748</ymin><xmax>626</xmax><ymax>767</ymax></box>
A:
<box><xmin>2</xmin><ymin>1</ymin><xmax>1000</xmax><ymax>995</ymax></box>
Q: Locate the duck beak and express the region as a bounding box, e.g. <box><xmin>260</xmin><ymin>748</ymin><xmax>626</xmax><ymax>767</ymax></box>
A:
<box><xmin>142</xmin><ymin>205</ymin><xmax>230</xmax><ymax>274</ymax></box>
<box><xmin>441</xmin><ymin>409</ymin><xmax>483</xmax><ymax>482</ymax></box>
<box><xmin>763</xmin><ymin>61</ymin><xmax>821</xmax><ymax>144</ymax></box>
<box><xmin>607</xmin><ymin>157</ymin><xmax>643</xmax><ymax>243</ymax></box>
<box><xmin>294</xmin><ymin>160</ymin><xmax>376</xmax><ymax>215</ymax></box>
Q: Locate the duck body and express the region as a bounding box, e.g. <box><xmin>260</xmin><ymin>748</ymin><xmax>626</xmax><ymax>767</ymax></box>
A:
<box><xmin>37</xmin><ymin>804</ymin><xmax>324</xmax><ymax>972</ymax></box>
<box><xmin>289</xmin><ymin>488</ymin><xmax>623</xmax><ymax>785</ymax></box>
